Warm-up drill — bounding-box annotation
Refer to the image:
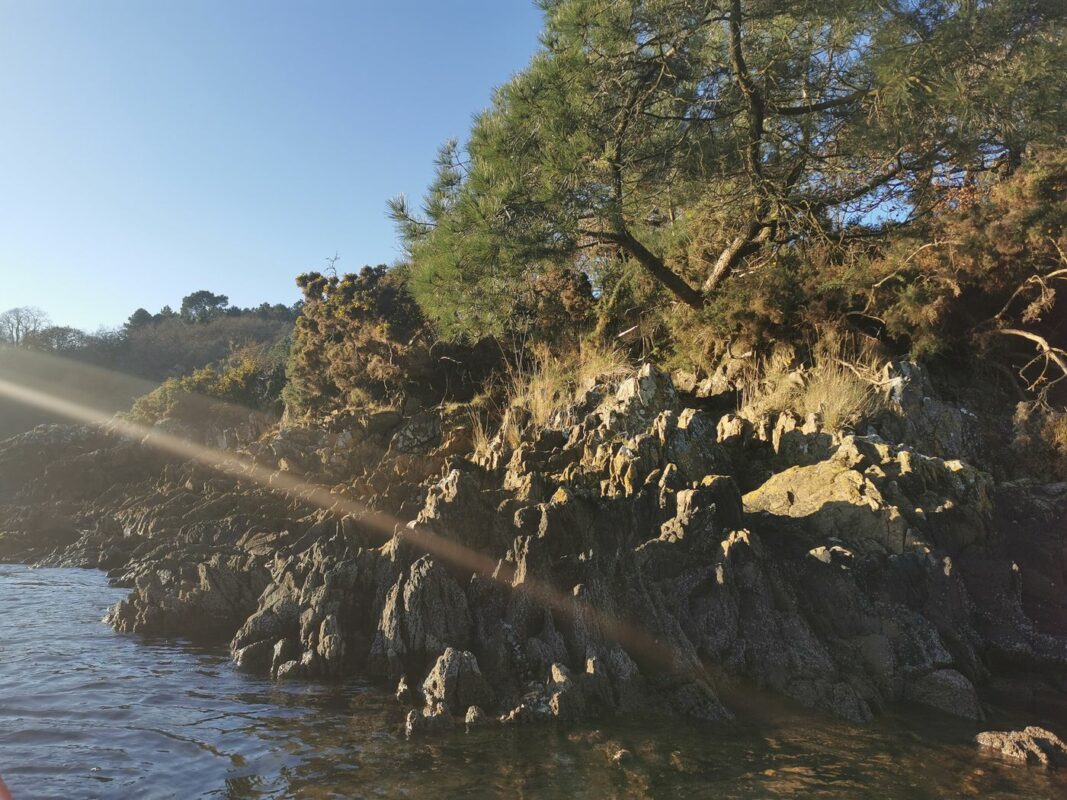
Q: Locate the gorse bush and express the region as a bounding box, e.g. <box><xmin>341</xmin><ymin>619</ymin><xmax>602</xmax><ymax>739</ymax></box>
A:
<box><xmin>1013</xmin><ymin>402</ymin><xmax>1067</xmax><ymax>481</ymax></box>
<box><xmin>129</xmin><ymin>340</ymin><xmax>289</xmax><ymax>427</ymax></box>
<box><xmin>660</xmin><ymin>149</ymin><xmax>1067</xmax><ymax>385</ymax></box>
<box><xmin>871</xmin><ymin>149</ymin><xmax>1067</xmax><ymax>365</ymax></box>
<box><xmin>284</xmin><ymin>265</ymin><xmax>501</xmax><ymax>417</ymax></box>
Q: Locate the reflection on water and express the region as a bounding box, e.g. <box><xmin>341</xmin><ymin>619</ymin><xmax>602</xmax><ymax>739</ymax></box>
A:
<box><xmin>0</xmin><ymin>564</ymin><xmax>1064</xmax><ymax>799</ymax></box>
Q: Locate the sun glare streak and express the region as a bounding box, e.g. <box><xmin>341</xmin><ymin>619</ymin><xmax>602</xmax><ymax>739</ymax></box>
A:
<box><xmin>0</xmin><ymin>375</ymin><xmax>686</xmax><ymax>674</ymax></box>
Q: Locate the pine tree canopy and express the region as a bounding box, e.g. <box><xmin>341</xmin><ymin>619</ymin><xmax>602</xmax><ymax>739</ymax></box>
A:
<box><xmin>392</xmin><ymin>0</ymin><xmax>1066</xmax><ymax>340</ymax></box>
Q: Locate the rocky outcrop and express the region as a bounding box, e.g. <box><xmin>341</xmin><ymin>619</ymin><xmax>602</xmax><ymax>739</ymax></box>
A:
<box><xmin>3</xmin><ymin>361</ymin><xmax>1066</xmax><ymax>738</ymax></box>
<box><xmin>105</xmin><ymin>552</ymin><xmax>270</xmax><ymax>638</ymax></box>
<box><xmin>976</xmin><ymin>726</ymin><xmax>1067</xmax><ymax>766</ymax></box>
<box><xmin>743</xmin><ymin>435</ymin><xmax>993</xmax><ymax>555</ymax></box>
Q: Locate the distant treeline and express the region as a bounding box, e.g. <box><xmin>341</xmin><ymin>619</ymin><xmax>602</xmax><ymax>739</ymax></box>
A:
<box><xmin>0</xmin><ymin>290</ymin><xmax>298</xmax><ymax>438</ymax></box>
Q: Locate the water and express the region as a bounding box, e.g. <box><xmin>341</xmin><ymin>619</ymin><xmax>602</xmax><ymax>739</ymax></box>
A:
<box><xmin>1</xmin><ymin>564</ymin><xmax>1065</xmax><ymax>799</ymax></box>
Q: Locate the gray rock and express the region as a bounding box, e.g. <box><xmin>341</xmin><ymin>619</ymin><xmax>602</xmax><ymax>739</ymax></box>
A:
<box><xmin>464</xmin><ymin>705</ymin><xmax>488</xmax><ymax>730</ymax></box>
<box><xmin>405</xmin><ymin>702</ymin><xmax>453</xmax><ymax>737</ymax></box>
<box><xmin>422</xmin><ymin>648</ymin><xmax>492</xmax><ymax>714</ymax></box>
<box><xmin>976</xmin><ymin>726</ymin><xmax>1067</xmax><ymax>766</ymax></box>
<box><xmin>396</xmin><ymin>675</ymin><xmax>418</xmax><ymax>705</ymax></box>
<box><xmin>389</xmin><ymin>411</ymin><xmax>442</xmax><ymax>454</ymax></box>
<box><xmin>370</xmin><ymin>556</ymin><xmax>472</xmax><ymax>680</ymax></box>
<box><xmin>904</xmin><ymin>669</ymin><xmax>982</xmax><ymax>720</ymax></box>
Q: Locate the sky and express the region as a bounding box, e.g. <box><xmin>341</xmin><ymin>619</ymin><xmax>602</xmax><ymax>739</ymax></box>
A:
<box><xmin>0</xmin><ymin>0</ymin><xmax>544</xmax><ymax>331</ymax></box>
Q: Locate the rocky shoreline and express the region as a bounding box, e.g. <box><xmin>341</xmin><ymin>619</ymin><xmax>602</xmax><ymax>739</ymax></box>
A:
<box><xmin>2</xmin><ymin>362</ymin><xmax>1066</xmax><ymax>746</ymax></box>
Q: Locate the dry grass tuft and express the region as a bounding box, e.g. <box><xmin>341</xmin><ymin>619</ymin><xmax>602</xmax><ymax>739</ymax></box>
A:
<box><xmin>507</xmin><ymin>340</ymin><xmax>634</xmax><ymax>431</ymax></box>
<box><xmin>739</xmin><ymin>334</ymin><xmax>886</xmax><ymax>430</ymax></box>
<box><xmin>467</xmin><ymin>406</ymin><xmax>493</xmax><ymax>458</ymax></box>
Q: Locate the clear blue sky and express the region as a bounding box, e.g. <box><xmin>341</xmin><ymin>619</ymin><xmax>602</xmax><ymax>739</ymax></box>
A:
<box><xmin>0</xmin><ymin>0</ymin><xmax>543</xmax><ymax>331</ymax></box>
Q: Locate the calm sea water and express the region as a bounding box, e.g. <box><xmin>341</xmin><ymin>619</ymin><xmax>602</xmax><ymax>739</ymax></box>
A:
<box><xmin>1</xmin><ymin>564</ymin><xmax>1065</xmax><ymax>799</ymax></box>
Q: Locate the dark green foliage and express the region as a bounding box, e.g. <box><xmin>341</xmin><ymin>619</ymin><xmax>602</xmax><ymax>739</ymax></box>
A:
<box><xmin>1013</xmin><ymin>402</ymin><xmax>1067</xmax><ymax>481</ymax></box>
<box><xmin>125</xmin><ymin>308</ymin><xmax>154</xmax><ymax>330</ymax></box>
<box><xmin>119</xmin><ymin>312</ymin><xmax>294</xmax><ymax>380</ymax></box>
<box><xmin>23</xmin><ymin>326</ymin><xmax>88</xmax><ymax>353</ymax></box>
<box><xmin>180</xmin><ymin>290</ymin><xmax>230</xmax><ymax>323</ymax></box>
<box><xmin>0</xmin><ymin>294</ymin><xmax>299</xmax><ymax>439</ymax></box>
<box><xmin>284</xmin><ymin>265</ymin><xmax>501</xmax><ymax>417</ymax></box>
<box><xmin>17</xmin><ymin>293</ymin><xmax>299</xmax><ymax>382</ymax></box>
<box><xmin>870</xmin><ymin>149</ymin><xmax>1067</xmax><ymax>361</ymax></box>
<box><xmin>662</xmin><ymin>149</ymin><xmax>1067</xmax><ymax>370</ymax></box>
<box><xmin>397</xmin><ymin>0</ymin><xmax>1066</xmax><ymax>346</ymax></box>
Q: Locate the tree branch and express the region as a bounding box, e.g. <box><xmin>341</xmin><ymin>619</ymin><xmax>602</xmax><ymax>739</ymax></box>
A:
<box><xmin>583</xmin><ymin>228</ymin><xmax>704</xmax><ymax>308</ymax></box>
<box><xmin>768</xmin><ymin>89</ymin><xmax>868</xmax><ymax>116</ymax></box>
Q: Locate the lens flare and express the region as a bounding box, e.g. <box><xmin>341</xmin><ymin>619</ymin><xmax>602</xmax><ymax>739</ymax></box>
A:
<box><xmin>0</xmin><ymin>369</ymin><xmax>688</xmax><ymax>674</ymax></box>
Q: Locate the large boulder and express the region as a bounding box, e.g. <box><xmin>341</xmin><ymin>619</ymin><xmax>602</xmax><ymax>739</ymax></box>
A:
<box><xmin>903</xmin><ymin>668</ymin><xmax>982</xmax><ymax>720</ymax></box>
<box><xmin>743</xmin><ymin>435</ymin><xmax>993</xmax><ymax>555</ymax></box>
<box><xmin>743</xmin><ymin>441</ymin><xmax>909</xmax><ymax>554</ymax></box>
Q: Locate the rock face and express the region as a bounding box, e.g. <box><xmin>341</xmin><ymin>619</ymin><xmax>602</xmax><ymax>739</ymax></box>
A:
<box><xmin>2</xmin><ymin>362</ymin><xmax>1067</xmax><ymax>736</ymax></box>
<box><xmin>105</xmin><ymin>553</ymin><xmax>270</xmax><ymax>638</ymax></box>
<box><xmin>976</xmin><ymin>726</ymin><xmax>1067</xmax><ymax>766</ymax></box>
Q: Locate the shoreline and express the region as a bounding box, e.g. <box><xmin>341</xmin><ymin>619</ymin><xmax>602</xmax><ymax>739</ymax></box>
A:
<box><xmin>2</xmin><ymin>363</ymin><xmax>1066</xmax><ymax>740</ymax></box>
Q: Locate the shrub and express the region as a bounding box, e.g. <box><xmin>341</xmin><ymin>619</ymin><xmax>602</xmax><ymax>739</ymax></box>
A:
<box><xmin>1012</xmin><ymin>402</ymin><xmax>1067</xmax><ymax>481</ymax></box>
<box><xmin>870</xmin><ymin>148</ymin><xmax>1067</xmax><ymax>365</ymax></box>
<box><xmin>129</xmin><ymin>340</ymin><xmax>288</xmax><ymax>427</ymax></box>
<box><xmin>284</xmin><ymin>265</ymin><xmax>501</xmax><ymax>417</ymax></box>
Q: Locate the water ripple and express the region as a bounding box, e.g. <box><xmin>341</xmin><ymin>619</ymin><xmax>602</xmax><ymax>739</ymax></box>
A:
<box><xmin>1</xmin><ymin>565</ymin><xmax>1066</xmax><ymax>799</ymax></box>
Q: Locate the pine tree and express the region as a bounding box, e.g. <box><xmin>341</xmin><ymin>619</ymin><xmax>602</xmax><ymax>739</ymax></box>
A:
<box><xmin>396</xmin><ymin>0</ymin><xmax>1066</xmax><ymax>339</ymax></box>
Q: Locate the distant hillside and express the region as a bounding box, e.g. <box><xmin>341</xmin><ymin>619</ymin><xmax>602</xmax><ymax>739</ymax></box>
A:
<box><xmin>0</xmin><ymin>292</ymin><xmax>296</xmax><ymax>439</ymax></box>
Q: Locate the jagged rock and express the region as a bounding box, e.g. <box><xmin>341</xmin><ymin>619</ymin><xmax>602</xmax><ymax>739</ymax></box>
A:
<box><xmin>370</xmin><ymin>555</ymin><xmax>473</xmax><ymax>679</ymax></box>
<box><xmin>743</xmin><ymin>435</ymin><xmax>993</xmax><ymax>555</ymax></box>
<box><xmin>877</xmin><ymin>362</ymin><xmax>977</xmax><ymax>461</ymax></box>
<box><xmin>657</xmin><ymin>408</ymin><xmax>730</xmax><ymax>480</ymax></box>
<box><xmin>234</xmin><ymin>639</ymin><xmax>274</xmax><ymax>673</ymax></box>
<box><xmin>275</xmin><ymin>659</ymin><xmax>303</xmax><ymax>681</ymax></box>
<box><xmin>976</xmin><ymin>726</ymin><xmax>1067</xmax><ymax>766</ymax></box>
<box><xmin>396</xmin><ymin>675</ymin><xmax>418</xmax><ymax>705</ymax></box>
<box><xmin>365</xmin><ymin>409</ymin><xmax>402</xmax><ymax>434</ymax></box>
<box><xmin>499</xmin><ymin>689</ymin><xmax>555</xmax><ymax>726</ymax></box>
<box><xmin>417</xmin><ymin>468</ymin><xmax>498</xmax><ymax>550</ymax></box>
<box><xmin>389</xmin><ymin>411</ymin><xmax>442</xmax><ymax>454</ymax></box>
<box><xmin>271</xmin><ymin>637</ymin><xmax>300</xmax><ymax>677</ymax></box>
<box><xmin>105</xmin><ymin>554</ymin><xmax>270</xmax><ymax>638</ymax></box>
<box><xmin>421</xmin><ymin>648</ymin><xmax>492</xmax><ymax>714</ymax></box>
<box><xmin>716</xmin><ymin>413</ymin><xmax>753</xmax><ymax>447</ymax></box>
<box><xmin>547</xmin><ymin>662</ymin><xmax>586</xmax><ymax>723</ymax></box>
<box><xmin>598</xmin><ymin>364</ymin><xmax>678</xmax><ymax>433</ymax></box>
<box><xmin>670</xmin><ymin>370</ymin><xmax>699</xmax><ymax>393</ymax></box>
<box><xmin>743</xmin><ymin>442</ymin><xmax>909</xmax><ymax>554</ymax></box>
<box><xmin>5</xmin><ymin>352</ymin><xmax>1067</xmax><ymax>740</ymax></box>
<box><xmin>771</xmin><ymin>411</ymin><xmax>835</xmax><ymax>467</ymax></box>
